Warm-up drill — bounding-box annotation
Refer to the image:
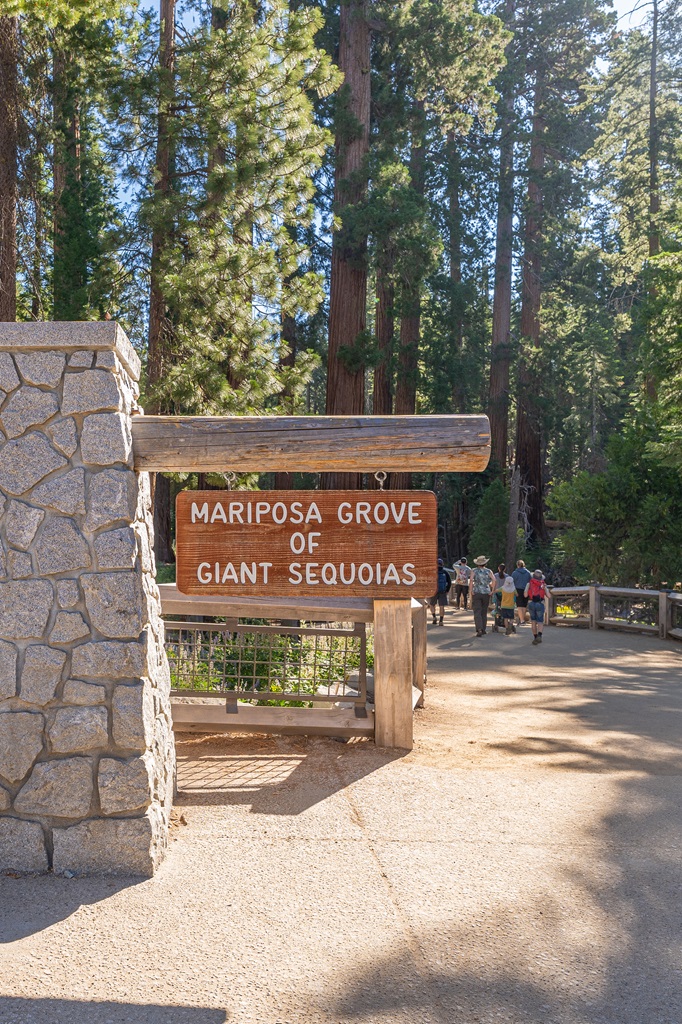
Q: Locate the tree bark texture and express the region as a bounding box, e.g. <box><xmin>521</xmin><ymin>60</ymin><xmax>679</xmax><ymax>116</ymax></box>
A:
<box><xmin>447</xmin><ymin>131</ymin><xmax>465</xmax><ymax>414</ymax></box>
<box><xmin>0</xmin><ymin>16</ymin><xmax>18</xmax><ymax>321</ymax></box>
<box><xmin>488</xmin><ymin>3</ymin><xmax>516</xmax><ymax>470</ymax></box>
<box><xmin>148</xmin><ymin>0</ymin><xmax>176</xmax><ymax>562</ymax></box>
<box><xmin>648</xmin><ymin>0</ymin><xmax>660</xmax><ymax>260</ymax></box>
<box><xmin>515</xmin><ymin>70</ymin><xmax>547</xmax><ymax>543</ymax></box>
<box><xmin>373</xmin><ymin>263</ymin><xmax>393</xmax><ymax>416</ymax></box>
<box><xmin>324</xmin><ymin>0</ymin><xmax>370</xmax><ymax>490</ymax></box>
<box><xmin>392</xmin><ymin>116</ymin><xmax>425</xmax><ymax>490</ymax></box>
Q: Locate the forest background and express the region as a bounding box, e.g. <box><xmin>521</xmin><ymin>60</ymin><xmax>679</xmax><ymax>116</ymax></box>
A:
<box><xmin>0</xmin><ymin>0</ymin><xmax>681</xmax><ymax>587</ymax></box>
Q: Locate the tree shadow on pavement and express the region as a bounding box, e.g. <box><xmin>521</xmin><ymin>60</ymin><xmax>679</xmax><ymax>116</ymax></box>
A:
<box><xmin>0</xmin><ymin>998</ymin><xmax>227</xmax><ymax>1023</ymax></box>
<box><xmin>325</xmin><ymin>770</ymin><xmax>682</xmax><ymax>1024</ymax></box>
<box><xmin>0</xmin><ymin>875</ymin><xmax>141</xmax><ymax>944</ymax></box>
<box><xmin>174</xmin><ymin>733</ymin><xmax>403</xmax><ymax>814</ymax></box>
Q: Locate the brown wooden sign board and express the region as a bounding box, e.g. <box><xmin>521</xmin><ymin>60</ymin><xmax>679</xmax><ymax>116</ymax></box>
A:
<box><xmin>176</xmin><ymin>490</ymin><xmax>438</xmax><ymax>598</ymax></box>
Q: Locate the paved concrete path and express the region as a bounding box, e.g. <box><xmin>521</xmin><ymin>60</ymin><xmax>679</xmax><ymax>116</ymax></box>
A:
<box><xmin>2</xmin><ymin>610</ymin><xmax>682</xmax><ymax>1023</ymax></box>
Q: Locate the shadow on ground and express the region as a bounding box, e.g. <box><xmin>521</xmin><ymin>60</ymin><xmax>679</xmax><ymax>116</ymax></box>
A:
<box><xmin>0</xmin><ymin>875</ymin><xmax>140</xmax><ymax>944</ymax></box>
<box><xmin>175</xmin><ymin>733</ymin><xmax>403</xmax><ymax>813</ymax></box>
<box><xmin>0</xmin><ymin>998</ymin><xmax>227</xmax><ymax>1023</ymax></box>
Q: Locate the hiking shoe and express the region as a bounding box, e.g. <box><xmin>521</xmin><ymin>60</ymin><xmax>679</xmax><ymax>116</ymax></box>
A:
<box><xmin>537</xmin><ymin>633</ymin><xmax>543</xmax><ymax>642</ymax></box>
<box><xmin>532</xmin><ymin>637</ymin><xmax>539</xmax><ymax>645</ymax></box>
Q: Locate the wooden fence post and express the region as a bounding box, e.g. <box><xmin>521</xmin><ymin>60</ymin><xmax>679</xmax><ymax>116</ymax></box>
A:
<box><xmin>373</xmin><ymin>599</ymin><xmax>414</xmax><ymax>749</ymax></box>
<box><xmin>412</xmin><ymin>600</ymin><xmax>427</xmax><ymax>708</ymax></box>
<box><xmin>659</xmin><ymin>591</ymin><xmax>669</xmax><ymax>640</ymax></box>
<box><xmin>589</xmin><ymin>586</ymin><xmax>598</xmax><ymax>629</ymax></box>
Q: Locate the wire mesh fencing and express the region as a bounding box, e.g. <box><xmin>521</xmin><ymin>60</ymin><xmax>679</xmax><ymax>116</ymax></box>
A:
<box><xmin>164</xmin><ymin>620</ymin><xmax>368</xmax><ymax>708</ymax></box>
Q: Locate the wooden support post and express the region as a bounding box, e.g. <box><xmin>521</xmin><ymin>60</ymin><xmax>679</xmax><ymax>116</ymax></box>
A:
<box><xmin>412</xmin><ymin>600</ymin><xmax>427</xmax><ymax>707</ymax></box>
<box><xmin>659</xmin><ymin>591</ymin><xmax>669</xmax><ymax>640</ymax></box>
<box><xmin>373</xmin><ymin>599</ymin><xmax>414</xmax><ymax>749</ymax></box>
<box><xmin>589</xmin><ymin>586</ymin><xmax>598</xmax><ymax>629</ymax></box>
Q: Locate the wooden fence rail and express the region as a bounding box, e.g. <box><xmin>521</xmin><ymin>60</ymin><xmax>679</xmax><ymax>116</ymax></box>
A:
<box><xmin>548</xmin><ymin>585</ymin><xmax>682</xmax><ymax>641</ymax></box>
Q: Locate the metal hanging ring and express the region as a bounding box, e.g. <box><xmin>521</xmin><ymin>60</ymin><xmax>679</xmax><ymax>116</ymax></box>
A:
<box><xmin>226</xmin><ymin>472</ymin><xmax>236</xmax><ymax>488</ymax></box>
<box><xmin>374</xmin><ymin>471</ymin><xmax>387</xmax><ymax>491</ymax></box>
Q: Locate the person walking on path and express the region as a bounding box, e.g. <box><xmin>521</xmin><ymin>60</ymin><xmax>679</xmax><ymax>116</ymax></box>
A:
<box><xmin>491</xmin><ymin>564</ymin><xmax>506</xmax><ymax>632</ymax></box>
<box><xmin>471</xmin><ymin>556</ymin><xmax>496</xmax><ymax>637</ymax></box>
<box><xmin>499</xmin><ymin>576</ymin><xmax>517</xmax><ymax>635</ymax></box>
<box><xmin>525</xmin><ymin>569</ymin><xmax>548</xmax><ymax>644</ymax></box>
<box><xmin>512</xmin><ymin>560</ymin><xmax>531</xmax><ymax>626</ymax></box>
<box><xmin>429</xmin><ymin>558</ymin><xmax>452</xmax><ymax>626</ymax></box>
<box><xmin>453</xmin><ymin>557</ymin><xmax>471</xmax><ymax>610</ymax></box>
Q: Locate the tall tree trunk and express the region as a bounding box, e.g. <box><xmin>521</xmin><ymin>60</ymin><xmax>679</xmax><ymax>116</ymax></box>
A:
<box><xmin>488</xmin><ymin>0</ymin><xmax>516</xmax><ymax>472</ymax></box>
<box><xmin>0</xmin><ymin>16</ymin><xmax>18</xmax><ymax>321</ymax></box>
<box><xmin>648</xmin><ymin>0</ymin><xmax>660</xmax><ymax>260</ymax></box>
<box><xmin>274</xmin><ymin>312</ymin><xmax>297</xmax><ymax>489</ymax></box>
<box><xmin>148</xmin><ymin>0</ymin><xmax>176</xmax><ymax>564</ymax></box>
<box><xmin>447</xmin><ymin>130</ymin><xmax>465</xmax><ymax>413</ymax></box>
<box><xmin>393</xmin><ymin>110</ymin><xmax>425</xmax><ymax>490</ymax></box>
<box><xmin>324</xmin><ymin>0</ymin><xmax>370</xmax><ymax>490</ymax></box>
<box><xmin>373</xmin><ymin>263</ymin><xmax>393</xmax><ymax>415</ymax></box>
<box><xmin>515</xmin><ymin>69</ymin><xmax>547</xmax><ymax>543</ymax></box>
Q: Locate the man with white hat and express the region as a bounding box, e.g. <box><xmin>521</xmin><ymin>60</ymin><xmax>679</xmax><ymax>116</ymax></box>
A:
<box><xmin>470</xmin><ymin>556</ymin><xmax>496</xmax><ymax>637</ymax></box>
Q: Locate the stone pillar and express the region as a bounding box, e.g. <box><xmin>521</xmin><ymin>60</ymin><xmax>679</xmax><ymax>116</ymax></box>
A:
<box><xmin>0</xmin><ymin>323</ymin><xmax>175</xmax><ymax>876</ymax></box>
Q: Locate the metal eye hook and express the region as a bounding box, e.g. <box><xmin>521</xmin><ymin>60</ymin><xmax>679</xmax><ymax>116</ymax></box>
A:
<box><xmin>226</xmin><ymin>472</ymin><xmax>236</xmax><ymax>489</ymax></box>
<box><xmin>374</xmin><ymin>471</ymin><xmax>387</xmax><ymax>491</ymax></box>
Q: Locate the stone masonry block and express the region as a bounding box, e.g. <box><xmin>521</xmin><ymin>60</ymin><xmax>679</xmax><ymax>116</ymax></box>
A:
<box><xmin>98</xmin><ymin>755</ymin><xmax>153</xmax><ymax>815</ymax></box>
<box><xmin>1</xmin><ymin>387</ymin><xmax>59</xmax><ymax>439</ymax></box>
<box><xmin>82</xmin><ymin>572</ymin><xmax>143</xmax><ymax>640</ymax></box>
<box><xmin>5</xmin><ymin>500</ymin><xmax>45</xmax><ymax>549</ymax></box>
<box><xmin>85</xmin><ymin>469</ymin><xmax>137</xmax><ymax>531</ymax></box>
<box><xmin>0</xmin><ymin>711</ymin><xmax>44</xmax><ymax>783</ymax></box>
<box><xmin>71</xmin><ymin>639</ymin><xmax>149</xmax><ymax>679</ymax></box>
<box><xmin>62</xmin><ymin>679</ymin><xmax>106</xmax><ymax>705</ymax></box>
<box><xmin>14</xmin><ymin>351</ymin><xmax>66</xmax><ymax>387</ymax></box>
<box><xmin>20</xmin><ymin>646</ymin><xmax>67</xmax><ymax>705</ymax></box>
<box><xmin>112</xmin><ymin>684</ymin><xmax>154</xmax><ymax>752</ymax></box>
<box><xmin>0</xmin><ymin>786</ymin><xmax>9</xmax><ymax>810</ymax></box>
<box><xmin>48</xmin><ymin>417</ymin><xmax>78</xmax><ymax>458</ymax></box>
<box><xmin>8</xmin><ymin>550</ymin><xmax>32</xmax><ymax>579</ymax></box>
<box><xmin>0</xmin><ymin>432</ymin><xmax>67</xmax><ymax>495</ymax></box>
<box><xmin>0</xmin><ymin>640</ymin><xmax>17</xmax><ymax>699</ymax></box>
<box><xmin>81</xmin><ymin>412</ymin><xmax>132</xmax><ymax>466</ymax></box>
<box><xmin>0</xmin><ymin>580</ymin><xmax>53</xmax><ymax>639</ymax></box>
<box><xmin>0</xmin><ymin>352</ymin><xmax>20</xmax><ymax>392</ymax></box>
<box><xmin>52</xmin><ymin>814</ymin><xmax>161</xmax><ymax>877</ymax></box>
<box><xmin>32</xmin><ymin>467</ymin><xmax>86</xmax><ymax>515</ymax></box>
<box><xmin>35</xmin><ymin>517</ymin><xmax>91</xmax><ymax>575</ymax></box>
<box><xmin>57</xmin><ymin>579</ymin><xmax>80</xmax><ymax>607</ymax></box>
<box><xmin>50</xmin><ymin>611</ymin><xmax>90</xmax><ymax>644</ymax></box>
<box><xmin>15</xmin><ymin>757</ymin><xmax>93</xmax><ymax>818</ymax></box>
<box><xmin>62</xmin><ymin>369</ymin><xmax>121</xmax><ymax>415</ymax></box>
<box><xmin>49</xmin><ymin>706</ymin><xmax>108</xmax><ymax>754</ymax></box>
<box><xmin>94</xmin><ymin>528</ymin><xmax>137</xmax><ymax>570</ymax></box>
<box><xmin>69</xmin><ymin>350</ymin><xmax>93</xmax><ymax>368</ymax></box>
<box><xmin>0</xmin><ymin>819</ymin><xmax>49</xmax><ymax>873</ymax></box>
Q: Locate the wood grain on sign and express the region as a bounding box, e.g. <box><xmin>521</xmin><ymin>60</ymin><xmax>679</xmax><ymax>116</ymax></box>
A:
<box><xmin>176</xmin><ymin>490</ymin><xmax>438</xmax><ymax>598</ymax></box>
<box><xmin>132</xmin><ymin>414</ymin><xmax>490</xmax><ymax>473</ymax></box>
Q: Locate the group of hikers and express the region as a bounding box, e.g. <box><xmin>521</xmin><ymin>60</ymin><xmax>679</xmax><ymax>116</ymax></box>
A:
<box><xmin>429</xmin><ymin>557</ymin><xmax>550</xmax><ymax>645</ymax></box>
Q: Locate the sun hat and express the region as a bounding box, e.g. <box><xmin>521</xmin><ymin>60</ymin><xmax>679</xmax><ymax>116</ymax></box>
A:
<box><xmin>532</xmin><ymin>569</ymin><xmax>544</xmax><ymax>578</ymax></box>
<box><xmin>502</xmin><ymin>576</ymin><xmax>516</xmax><ymax>593</ymax></box>
<box><xmin>474</xmin><ymin>555</ymin><xmax>489</xmax><ymax>566</ymax></box>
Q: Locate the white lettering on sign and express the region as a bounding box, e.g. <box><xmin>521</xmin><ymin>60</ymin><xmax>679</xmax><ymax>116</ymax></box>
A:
<box><xmin>178</xmin><ymin>490</ymin><xmax>436</xmax><ymax>597</ymax></box>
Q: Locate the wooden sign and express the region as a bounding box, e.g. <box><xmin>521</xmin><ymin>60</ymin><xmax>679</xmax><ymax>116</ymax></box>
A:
<box><xmin>176</xmin><ymin>490</ymin><xmax>438</xmax><ymax>598</ymax></box>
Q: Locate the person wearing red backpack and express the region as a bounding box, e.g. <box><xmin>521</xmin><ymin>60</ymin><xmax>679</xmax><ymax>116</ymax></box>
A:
<box><xmin>524</xmin><ymin>569</ymin><xmax>548</xmax><ymax>645</ymax></box>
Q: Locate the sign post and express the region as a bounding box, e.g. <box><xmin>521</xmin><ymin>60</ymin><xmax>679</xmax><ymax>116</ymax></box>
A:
<box><xmin>176</xmin><ymin>489</ymin><xmax>438</xmax><ymax>749</ymax></box>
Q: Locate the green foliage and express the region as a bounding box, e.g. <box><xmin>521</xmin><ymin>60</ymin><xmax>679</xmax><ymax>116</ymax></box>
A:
<box><xmin>549</xmin><ymin>429</ymin><xmax>682</xmax><ymax>587</ymax></box>
<box><xmin>467</xmin><ymin>479</ymin><xmax>509</xmax><ymax>567</ymax></box>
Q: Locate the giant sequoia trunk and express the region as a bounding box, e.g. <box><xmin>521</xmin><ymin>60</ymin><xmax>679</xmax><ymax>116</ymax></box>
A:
<box><xmin>515</xmin><ymin>70</ymin><xmax>547</xmax><ymax>543</ymax></box>
<box><xmin>392</xmin><ymin>116</ymin><xmax>425</xmax><ymax>490</ymax></box>
<box><xmin>324</xmin><ymin>0</ymin><xmax>370</xmax><ymax>490</ymax></box>
<box><xmin>488</xmin><ymin>2</ymin><xmax>516</xmax><ymax>470</ymax></box>
<box><xmin>0</xmin><ymin>16</ymin><xmax>18</xmax><ymax>322</ymax></box>
<box><xmin>373</xmin><ymin>263</ymin><xmax>393</xmax><ymax>416</ymax></box>
<box><xmin>148</xmin><ymin>0</ymin><xmax>176</xmax><ymax>564</ymax></box>
<box><xmin>447</xmin><ymin>131</ymin><xmax>465</xmax><ymax>414</ymax></box>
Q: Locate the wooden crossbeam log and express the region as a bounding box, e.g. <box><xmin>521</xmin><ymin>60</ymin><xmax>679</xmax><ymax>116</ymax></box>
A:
<box><xmin>131</xmin><ymin>414</ymin><xmax>490</xmax><ymax>473</ymax></box>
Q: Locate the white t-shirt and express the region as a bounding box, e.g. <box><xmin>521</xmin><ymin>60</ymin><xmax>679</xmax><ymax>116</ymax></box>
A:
<box><xmin>455</xmin><ymin>563</ymin><xmax>471</xmax><ymax>585</ymax></box>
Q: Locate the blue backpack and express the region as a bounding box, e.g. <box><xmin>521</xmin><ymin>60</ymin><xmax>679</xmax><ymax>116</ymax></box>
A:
<box><xmin>437</xmin><ymin>568</ymin><xmax>450</xmax><ymax>594</ymax></box>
